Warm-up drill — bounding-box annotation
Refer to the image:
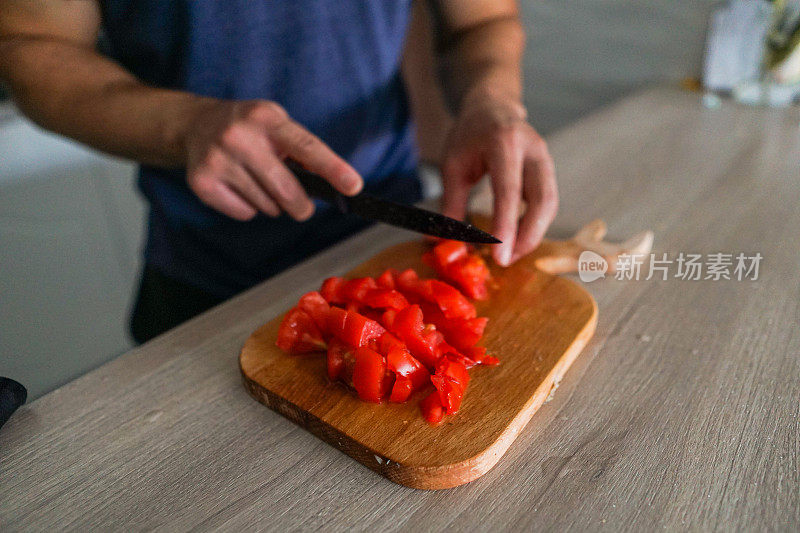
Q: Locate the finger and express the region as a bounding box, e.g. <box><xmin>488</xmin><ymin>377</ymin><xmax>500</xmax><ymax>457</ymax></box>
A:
<box><xmin>222</xmin><ymin>127</ymin><xmax>315</xmax><ymax>220</ymax></box>
<box><xmin>511</xmin><ymin>153</ymin><xmax>558</xmax><ymax>263</ymax></box>
<box><xmin>192</xmin><ymin>176</ymin><xmax>258</xmax><ymax>222</ymax></box>
<box><xmin>271</xmin><ymin>119</ymin><xmax>363</xmax><ymax>195</ymax></box>
<box><xmin>488</xmin><ymin>139</ymin><xmax>524</xmax><ymax>267</ymax></box>
<box><xmin>223</xmin><ymin>163</ymin><xmax>281</xmax><ymax>218</ymax></box>
<box><xmin>440</xmin><ymin>155</ymin><xmax>471</xmax><ymax>222</ymax></box>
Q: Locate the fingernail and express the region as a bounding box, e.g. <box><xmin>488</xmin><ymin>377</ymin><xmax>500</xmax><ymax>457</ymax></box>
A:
<box><xmin>348</xmin><ymin>176</ymin><xmax>363</xmax><ymax>195</ymax></box>
<box><xmin>498</xmin><ymin>247</ymin><xmax>512</xmax><ymax>267</ymax></box>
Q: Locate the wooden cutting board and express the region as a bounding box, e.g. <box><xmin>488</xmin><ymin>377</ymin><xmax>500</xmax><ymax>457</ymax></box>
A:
<box><xmin>240</xmin><ymin>238</ymin><xmax>598</xmax><ymax>490</ymax></box>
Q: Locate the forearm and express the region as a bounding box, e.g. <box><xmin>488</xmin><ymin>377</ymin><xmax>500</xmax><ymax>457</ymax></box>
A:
<box><xmin>0</xmin><ymin>36</ymin><xmax>212</xmax><ymax>167</ymax></box>
<box><xmin>402</xmin><ymin>0</ymin><xmax>453</xmax><ymax>165</ymax></box>
<box><xmin>436</xmin><ymin>15</ymin><xmax>525</xmax><ymax>113</ymax></box>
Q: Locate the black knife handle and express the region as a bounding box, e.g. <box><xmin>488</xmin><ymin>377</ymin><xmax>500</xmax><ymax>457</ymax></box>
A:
<box><xmin>285</xmin><ymin>160</ymin><xmax>350</xmax><ymax>213</ymax></box>
<box><xmin>0</xmin><ymin>377</ymin><xmax>27</xmax><ymax>430</ymax></box>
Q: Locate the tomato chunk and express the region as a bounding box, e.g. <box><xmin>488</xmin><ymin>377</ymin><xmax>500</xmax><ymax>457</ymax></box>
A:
<box><xmin>389</xmin><ymin>305</ymin><xmax>440</xmax><ymax>368</ymax></box>
<box><xmin>320</xmin><ymin>277</ymin><xmax>347</xmax><ymax>304</ymax></box>
<box><xmin>361</xmin><ymin>288</ymin><xmax>409</xmax><ymax>310</ymax></box>
<box><xmin>425</xmin><ymin>240</ymin><xmax>491</xmax><ymax>300</ymax></box>
<box><xmin>389</xmin><ymin>377</ymin><xmax>414</xmax><ymax>403</ymax></box>
<box><xmin>298</xmin><ymin>291</ymin><xmax>330</xmax><ymax>334</ymax></box>
<box><xmin>342</xmin><ymin>277</ymin><xmax>379</xmax><ymax>303</ymax></box>
<box><xmin>423</xmin><ymin>280</ymin><xmax>476</xmax><ymax>319</ymax></box>
<box><xmin>431</xmin><ymin>356</ymin><xmax>470</xmax><ymax>414</ymax></box>
<box><xmin>420</xmin><ymin>391</ymin><xmax>445</xmax><ymax>425</ymax></box>
<box><xmin>326</xmin><ymin>338</ymin><xmax>353</xmax><ymax>382</ymax></box>
<box><xmin>327</xmin><ymin>307</ymin><xmax>386</xmax><ymax>347</ymax></box>
<box><xmin>276</xmin><ymin>307</ymin><xmax>326</xmax><ymax>354</ymax></box>
<box><xmin>376</xmin><ymin>269</ymin><xmax>398</xmax><ymax>290</ymax></box>
<box><xmin>353</xmin><ymin>346</ymin><xmax>388</xmax><ymax>402</ymax></box>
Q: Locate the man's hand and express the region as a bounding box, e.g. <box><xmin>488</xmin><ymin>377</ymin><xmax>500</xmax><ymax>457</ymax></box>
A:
<box><xmin>185</xmin><ymin>100</ymin><xmax>363</xmax><ymax>221</ymax></box>
<box><xmin>440</xmin><ymin>90</ymin><xmax>557</xmax><ymax>266</ymax></box>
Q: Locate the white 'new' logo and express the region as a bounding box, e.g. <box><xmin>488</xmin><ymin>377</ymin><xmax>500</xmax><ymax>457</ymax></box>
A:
<box><xmin>578</xmin><ymin>251</ymin><xmax>608</xmax><ymax>282</ymax></box>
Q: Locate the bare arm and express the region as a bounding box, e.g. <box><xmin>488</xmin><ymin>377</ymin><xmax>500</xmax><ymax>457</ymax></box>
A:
<box><xmin>0</xmin><ymin>0</ymin><xmax>206</xmax><ymax>166</ymax></box>
<box><xmin>427</xmin><ymin>0</ymin><xmax>558</xmax><ymax>265</ymax></box>
<box><xmin>401</xmin><ymin>2</ymin><xmax>453</xmax><ymax>166</ymax></box>
<box><xmin>0</xmin><ymin>0</ymin><xmax>361</xmax><ymax>221</ymax></box>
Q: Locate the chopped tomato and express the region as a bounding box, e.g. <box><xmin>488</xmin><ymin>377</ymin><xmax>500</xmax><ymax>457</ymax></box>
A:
<box><xmin>276</xmin><ymin>241</ymin><xmax>499</xmax><ymax>425</ymax></box>
<box><xmin>420</xmin><ymin>391</ymin><xmax>445</xmax><ymax>425</ymax></box>
<box><xmin>381</xmin><ymin>308</ymin><xmax>397</xmax><ymax>330</ymax></box>
<box><xmin>376</xmin><ymin>269</ymin><xmax>398</xmax><ymax>289</ymax></box>
<box><xmin>361</xmin><ymin>288</ymin><xmax>409</xmax><ymax>310</ymax></box>
<box><xmin>431</xmin><ymin>356</ymin><xmax>470</xmax><ymax>414</ymax></box>
<box><xmin>395</xmin><ymin>268</ymin><xmax>421</xmax><ymax>294</ymax></box>
<box><xmin>419</xmin><ymin>302</ymin><xmax>487</xmax><ymax>351</ymax></box>
<box><xmin>327</xmin><ymin>338</ymin><xmax>351</xmax><ymax>382</ymax></box>
<box><xmin>426</xmin><ymin>240</ymin><xmax>491</xmax><ymax>300</ymax></box>
<box><xmin>342</xmin><ymin>277</ymin><xmax>378</xmax><ymax>303</ymax></box>
<box><xmin>390</xmin><ymin>305</ymin><xmax>440</xmax><ymax>368</ymax></box>
<box><xmin>445</xmin><ymin>255</ymin><xmax>491</xmax><ymax>300</ymax></box>
<box><xmin>320</xmin><ymin>277</ymin><xmax>347</xmax><ymax>304</ymax></box>
<box><xmin>462</xmin><ymin>345</ymin><xmax>500</xmax><ymax>366</ymax></box>
<box><xmin>327</xmin><ymin>307</ymin><xmax>386</xmax><ymax>347</ymax></box>
<box><xmin>377</xmin><ymin>332</ymin><xmax>405</xmax><ymax>354</ymax></box>
<box><xmin>353</xmin><ymin>346</ymin><xmax>388</xmax><ymax>402</ymax></box>
<box><xmin>423</xmin><ymin>239</ymin><xmax>468</xmax><ymax>270</ymax></box>
<box><xmin>443</xmin><ymin>316</ymin><xmax>488</xmax><ymax>351</ymax></box>
<box><xmin>420</xmin><ymin>280</ymin><xmax>476</xmax><ymax>319</ymax></box>
<box><xmin>389</xmin><ymin>377</ymin><xmax>414</xmax><ymax>403</ymax></box>
<box><xmin>276</xmin><ymin>307</ymin><xmax>326</xmax><ymax>354</ymax></box>
<box><xmin>385</xmin><ymin>343</ymin><xmax>429</xmax><ymax>390</ymax></box>
<box><xmin>298</xmin><ymin>291</ymin><xmax>330</xmax><ymax>334</ymax></box>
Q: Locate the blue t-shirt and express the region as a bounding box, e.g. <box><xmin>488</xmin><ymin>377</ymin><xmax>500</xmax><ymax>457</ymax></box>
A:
<box><xmin>100</xmin><ymin>1</ymin><xmax>421</xmax><ymax>298</ymax></box>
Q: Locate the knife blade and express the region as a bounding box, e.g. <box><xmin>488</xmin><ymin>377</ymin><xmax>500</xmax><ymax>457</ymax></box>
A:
<box><xmin>286</xmin><ymin>161</ymin><xmax>501</xmax><ymax>244</ymax></box>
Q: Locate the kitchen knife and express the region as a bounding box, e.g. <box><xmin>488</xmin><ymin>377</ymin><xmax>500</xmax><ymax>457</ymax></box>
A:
<box><xmin>286</xmin><ymin>161</ymin><xmax>501</xmax><ymax>244</ymax></box>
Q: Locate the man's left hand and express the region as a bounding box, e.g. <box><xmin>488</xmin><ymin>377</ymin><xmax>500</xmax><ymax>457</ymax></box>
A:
<box><xmin>440</xmin><ymin>90</ymin><xmax>558</xmax><ymax>266</ymax></box>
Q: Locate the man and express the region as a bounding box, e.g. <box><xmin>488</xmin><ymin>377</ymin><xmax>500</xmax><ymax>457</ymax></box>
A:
<box><xmin>0</xmin><ymin>0</ymin><xmax>557</xmax><ymax>343</ymax></box>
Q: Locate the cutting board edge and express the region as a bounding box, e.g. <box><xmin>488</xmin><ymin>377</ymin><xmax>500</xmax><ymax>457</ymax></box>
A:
<box><xmin>239</xmin><ymin>293</ymin><xmax>597</xmax><ymax>490</ymax></box>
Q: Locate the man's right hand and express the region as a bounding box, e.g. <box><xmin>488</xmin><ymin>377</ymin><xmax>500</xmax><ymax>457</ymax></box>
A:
<box><xmin>184</xmin><ymin>100</ymin><xmax>363</xmax><ymax>221</ymax></box>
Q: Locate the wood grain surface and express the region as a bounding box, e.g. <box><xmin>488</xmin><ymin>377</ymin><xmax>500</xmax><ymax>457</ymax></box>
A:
<box><xmin>1</xmin><ymin>88</ymin><xmax>798</xmax><ymax>531</ymax></box>
<box><xmin>240</xmin><ymin>240</ymin><xmax>596</xmax><ymax>489</ymax></box>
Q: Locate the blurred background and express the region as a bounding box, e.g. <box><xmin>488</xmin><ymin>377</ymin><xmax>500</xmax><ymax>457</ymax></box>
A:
<box><xmin>2</xmin><ymin>0</ymin><xmax>798</xmax><ymax>400</ymax></box>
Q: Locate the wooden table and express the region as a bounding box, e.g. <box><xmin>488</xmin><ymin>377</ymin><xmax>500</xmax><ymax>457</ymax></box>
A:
<box><xmin>2</xmin><ymin>87</ymin><xmax>798</xmax><ymax>531</ymax></box>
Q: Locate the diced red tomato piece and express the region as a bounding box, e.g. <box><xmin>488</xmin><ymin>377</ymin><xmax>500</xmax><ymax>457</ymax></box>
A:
<box><xmin>381</xmin><ymin>309</ymin><xmax>397</xmax><ymax>330</ymax></box>
<box><xmin>276</xmin><ymin>307</ymin><xmax>326</xmax><ymax>354</ymax></box>
<box><xmin>446</xmin><ymin>255</ymin><xmax>491</xmax><ymax>300</ymax></box>
<box><xmin>377</xmin><ymin>332</ymin><xmax>405</xmax><ymax>354</ymax></box>
<box><xmin>353</xmin><ymin>346</ymin><xmax>388</xmax><ymax>403</ymax></box>
<box><xmin>390</xmin><ymin>305</ymin><xmax>440</xmax><ymax>368</ymax></box>
<box><xmin>342</xmin><ymin>277</ymin><xmax>378</xmax><ymax>303</ymax></box>
<box><xmin>425</xmin><ymin>240</ymin><xmax>491</xmax><ymax>301</ymax></box>
<box><xmin>443</xmin><ymin>316</ymin><xmax>488</xmax><ymax>351</ymax></box>
<box><xmin>431</xmin><ymin>356</ymin><xmax>470</xmax><ymax>414</ymax></box>
<box><xmin>420</xmin><ymin>391</ymin><xmax>445</xmax><ymax>425</ymax></box>
<box><xmin>418</xmin><ymin>302</ymin><xmax>487</xmax><ymax>351</ymax></box>
<box><xmin>389</xmin><ymin>377</ymin><xmax>414</xmax><ymax>403</ymax></box>
<box><xmin>326</xmin><ymin>338</ymin><xmax>351</xmax><ymax>382</ymax></box>
<box><xmin>320</xmin><ymin>277</ymin><xmax>347</xmax><ymax>304</ymax></box>
<box><xmin>376</xmin><ymin>269</ymin><xmax>398</xmax><ymax>290</ymax></box>
<box><xmin>395</xmin><ymin>268</ymin><xmax>421</xmax><ymax>294</ymax></box>
<box><xmin>297</xmin><ymin>291</ymin><xmax>330</xmax><ymax>334</ymax></box>
<box><xmin>361</xmin><ymin>288</ymin><xmax>409</xmax><ymax>310</ymax></box>
<box><xmin>386</xmin><ymin>345</ymin><xmax>429</xmax><ymax>390</ymax></box>
<box><xmin>327</xmin><ymin>307</ymin><xmax>386</xmax><ymax>347</ymax></box>
<box><xmin>424</xmin><ymin>239</ymin><xmax>468</xmax><ymax>270</ymax></box>
<box><xmin>462</xmin><ymin>345</ymin><xmax>500</xmax><ymax>366</ymax></box>
<box><xmin>422</xmin><ymin>280</ymin><xmax>476</xmax><ymax>319</ymax></box>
